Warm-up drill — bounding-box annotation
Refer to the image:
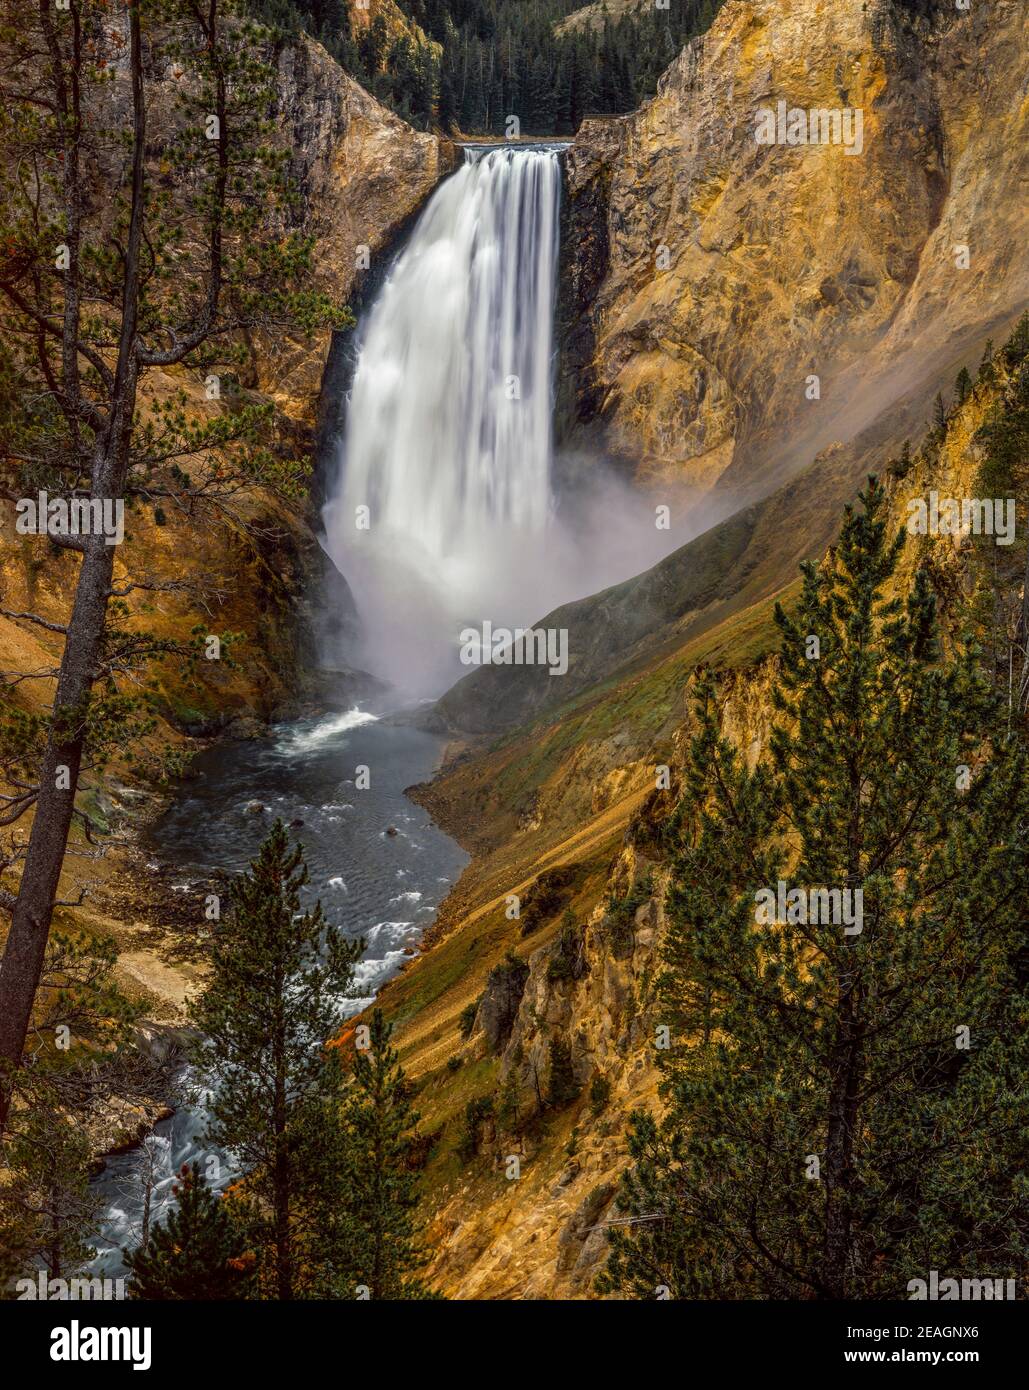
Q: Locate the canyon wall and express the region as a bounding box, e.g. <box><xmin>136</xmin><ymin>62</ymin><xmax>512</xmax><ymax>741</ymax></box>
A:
<box><xmin>450</xmin><ymin>0</ymin><xmax>1027</xmax><ymax>736</ymax></box>
<box><xmin>561</xmin><ymin>0</ymin><xmax>1028</xmax><ymax>501</ymax></box>
<box><xmin>259</xmin><ymin>33</ymin><xmax>447</xmax><ymax>426</ymax></box>
<box><xmin>401</xmin><ymin>347</ymin><xmax>1027</xmax><ymax>1296</ymax></box>
<box><xmin>1</xmin><ymin>33</ymin><xmax>446</xmax><ymax>740</ymax></box>
<box><xmin>410</xmin><ymin>1</ymin><xmax>1029</xmax><ymax>1290</ymax></box>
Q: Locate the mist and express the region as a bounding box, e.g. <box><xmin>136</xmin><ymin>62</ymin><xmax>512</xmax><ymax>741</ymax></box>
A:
<box><xmin>322</xmin><ymin>445</ymin><xmax>693</xmax><ymax>701</ymax></box>
<box><xmin>320</xmin><ymin>142</ymin><xmax>696</xmax><ymax>702</ymax></box>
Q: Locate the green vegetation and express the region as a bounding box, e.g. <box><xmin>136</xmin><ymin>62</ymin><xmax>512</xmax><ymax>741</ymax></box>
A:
<box><xmin>600</xmin><ymin>478</ymin><xmax>1029</xmax><ymax>1299</ymax></box>
<box><xmin>457</xmin><ymin>997</ymin><xmax>480</xmax><ymax>1039</ymax></box>
<box><xmin>255</xmin><ymin>0</ymin><xmax>726</xmax><ymax>133</ymax></box>
<box><xmin>603</xmin><ymin>873</ymin><xmax>652</xmax><ymax>956</ymax></box>
<box><xmin>496</xmin><ymin>1068</ymin><xmax>522</xmax><ymax>1132</ymax></box>
<box><xmin>310</xmin><ymin>1009</ymin><xmax>437</xmax><ymax>1299</ymax></box>
<box><xmin>190</xmin><ymin>821</ymin><xmax>362</xmax><ymax>1299</ymax></box>
<box><xmin>969</xmin><ymin>323</ymin><xmax>1029</xmax><ymax>707</ymax></box>
<box><xmin>457</xmin><ymin>1094</ymin><xmax>494</xmax><ymax>1162</ymax></box>
<box><xmin>519</xmin><ymin>864</ymin><xmax>585</xmax><ymax>937</ymax></box>
<box><xmin>972</xmin><ymin>314</ymin><xmax>1029</xmax><ymax>504</ymax></box>
<box><xmin>545</xmin><ymin>910</ymin><xmax>584</xmax><ymax>982</ymax></box>
<box><xmin>589</xmin><ymin>1073</ymin><xmax>611</xmax><ymax>1116</ymax></box>
<box><xmin>419</xmin><ymin>0</ymin><xmax>725</xmax><ymax>135</ymax></box>
<box><xmin>0</xmin><ymin>932</ymin><xmax>145</xmax><ymax>1291</ymax></box>
<box><xmin>545</xmin><ymin>1035</ymin><xmax>579</xmax><ymax>1107</ymax></box>
<box><xmin>126</xmin><ymin>1164</ymin><xmax>255</xmax><ymax>1300</ymax></box>
<box><xmin>188</xmin><ymin>826</ymin><xmax>437</xmax><ymax>1299</ymax></box>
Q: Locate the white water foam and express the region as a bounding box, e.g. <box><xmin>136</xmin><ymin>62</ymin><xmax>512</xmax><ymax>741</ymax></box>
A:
<box><xmin>280</xmin><ymin>707</ymin><xmax>379</xmax><ymax>754</ymax></box>
<box><xmin>323</xmin><ymin>146</ymin><xmax>563</xmax><ymax>696</ymax></box>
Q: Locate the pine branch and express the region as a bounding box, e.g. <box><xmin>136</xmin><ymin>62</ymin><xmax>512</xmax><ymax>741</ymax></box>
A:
<box><xmin>0</xmin><ymin>608</ymin><xmax>69</xmax><ymax>636</ymax></box>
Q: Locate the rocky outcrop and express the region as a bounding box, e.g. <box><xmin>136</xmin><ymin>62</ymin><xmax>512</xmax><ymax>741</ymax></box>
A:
<box><xmin>562</xmin><ymin>0</ymin><xmax>1029</xmax><ymax>500</ymax></box>
<box><xmin>423</xmin><ymin>846</ymin><xmax>667</xmax><ymax>1299</ymax></box>
<box><xmin>555</xmin><ymin>0</ymin><xmax>651</xmax><ymax>38</ymax></box>
<box><xmin>477</xmin><ymin>954</ymin><xmax>530</xmax><ymax>1054</ymax></box>
<box><xmin>447</xmin><ymin>0</ymin><xmax>1027</xmax><ymax>737</ymax></box>
<box><xmin>253</xmin><ymin>34</ymin><xmax>449</xmax><ymax>424</ymax></box>
<box><xmin>347</xmin><ymin>0</ymin><xmax>439</xmax><ymax>54</ymax></box>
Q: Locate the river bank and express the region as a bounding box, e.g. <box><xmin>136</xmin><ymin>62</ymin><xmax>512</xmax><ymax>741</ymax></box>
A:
<box><xmin>81</xmin><ymin>705</ymin><xmax>468</xmax><ymax>1266</ymax></box>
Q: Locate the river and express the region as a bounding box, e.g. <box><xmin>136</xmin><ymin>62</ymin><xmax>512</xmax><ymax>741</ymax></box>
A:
<box><xmin>90</xmin><ymin>706</ymin><xmax>467</xmax><ymax>1273</ymax></box>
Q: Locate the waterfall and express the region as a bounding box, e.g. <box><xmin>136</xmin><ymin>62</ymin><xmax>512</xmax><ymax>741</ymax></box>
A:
<box><xmin>323</xmin><ymin>145</ymin><xmax>564</xmax><ymax>696</ymax></box>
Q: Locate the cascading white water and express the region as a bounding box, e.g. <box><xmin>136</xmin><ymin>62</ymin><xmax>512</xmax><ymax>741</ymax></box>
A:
<box><xmin>323</xmin><ymin>145</ymin><xmax>564</xmax><ymax>696</ymax></box>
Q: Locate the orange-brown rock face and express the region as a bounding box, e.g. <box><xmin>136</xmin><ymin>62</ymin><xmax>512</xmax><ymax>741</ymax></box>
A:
<box><xmin>1</xmin><ymin>34</ymin><xmax>447</xmax><ymax>733</ymax></box>
<box><xmin>563</xmin><ymin>0</ymin><xmax>1029</xmax><ymax>500</ymax></box>
<box><xmin>254</xmin><ymin>34</ymin><xmax>448</xmax><ymax>424</ymax></box>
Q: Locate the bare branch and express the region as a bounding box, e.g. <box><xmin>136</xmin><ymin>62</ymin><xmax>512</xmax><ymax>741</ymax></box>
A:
<box><xmin>0</xmin><ymin>791</ymin><xmax>38</xmax><ymax>826</ymax></box>
<box><xmin>0</xmin><ymin>607</ymin><xmax>68</xmax><ymax>636</ymax></box>
<box><xmin>53</xmin><ymin>885</ymin><xmax>90</xmax><ymax>909</ymax></box>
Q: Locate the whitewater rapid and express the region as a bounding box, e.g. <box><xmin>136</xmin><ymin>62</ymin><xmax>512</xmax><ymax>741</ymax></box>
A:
<box><xmin>90</xmin><ymin>708</ymin><xmax>467</xmax><ymax>1273</ymax></box>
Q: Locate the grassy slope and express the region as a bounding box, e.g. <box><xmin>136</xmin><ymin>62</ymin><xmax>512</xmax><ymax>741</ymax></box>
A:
<box><xmin>435</xmin><ymin>340</ymin><xmax>971</xmax><ymax>738</ymax></box>
<box><xmin>378</xmin><ymin>344</ymin><xmax>1028</xmax><ymax>1286</ymax></box>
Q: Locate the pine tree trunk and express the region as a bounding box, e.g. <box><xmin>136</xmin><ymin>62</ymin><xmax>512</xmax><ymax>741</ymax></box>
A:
<box><xmin>0</xmin><ymin>535</ymin><xmax>117</xmax><ymax>1132</ymax></box>
<box><xmin>821</xmin><ymin>766</ymin><xmax>866</xmax><ymax>1298</ymax></box>
<box><xmin>274</xmin><ymin>1154</ymin><xmax>292</xmax><ymax>1301</ymax></box>
<box><xmin>273</xmin><ymin>1001</ymin><xmax>293</xmax><ymax>1300</ymax></box>
<box><xmin>822</xmin><ymin>998</ymin><xmax>862</xmax><ymax>1297</ymax></box>
<box><xmin>371</xmin><ymin>1076</ymin><xmax>385</xmax><ymax>1299</ymax></box>
<box><xmin>0</xmin><ymin>4</ymin><xmax>144</xmax><ymax>1137</ymax></box>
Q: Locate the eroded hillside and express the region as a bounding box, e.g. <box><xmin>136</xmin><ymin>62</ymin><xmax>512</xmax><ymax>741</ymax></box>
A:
<box><xmin>390</xmin><ymin>334</ymin><xmax>1028</xmax><ymax>1298</ymax></box>
<box><xmin>560</xmin><ymin>0</ymin><xmax>1028</xmax><ymax>505</ymax></box>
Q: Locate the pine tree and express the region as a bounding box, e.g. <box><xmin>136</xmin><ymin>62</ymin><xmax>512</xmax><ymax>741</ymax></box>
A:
<box><xmin>966</xmin><ymin>326</ymin><xmax>1029</xmax><ymax>697</ymax></box>
<box><xmin>600</xmin><ymin>480</ymin><xmax>1029</xmax><ymax>1300</ymax></box>
<box><xmin>0</xmin><ymin>0</ymin><xmax>343</xmax><ymax>1136</ymax></box>
<box><xmin>312</xmin><ymin>1010</ymin><xmax>437</xmax><ymax>1300</ymax></box>
<box><xmin>359</xmin><ymin>13</ymin><xmax>389</xmax><ymax>74</ymax></box>
<box><xmin>0</xmin><ymin>930</ymin><xmax>147</xmax><ymax>1287</ymax></box>
<box><xmin>190</xmin><ymin>822</ymin><xmax>362</xmax><ymax>1300</ymax></box>
<box><xmin>568</xmin><ymin>41</ymin><xmax>597</xmax><ymax>130</ymax></box>
<box><xmin>497</xmin><ymin>1067</ymin><xmax>521</xmax><ymax>1133</ymax></box>
<box><xmin>438</xmin><ymin>59</ymin><xmax>460</xmax><ymax>133</ymax></box>
<box><xmin>525</xmin><ymin>54</ymin><xmax>557</xmax><ymax>135</ymax></box>
<box><xmin>413</xmin><ymin>46</ymin><xmax>438</xmax><ymax>128</ymax></box>
<box><xmin>462</xmin><ymin>39</ymin><xmax>486</xmax><ymax>133</ymax></box>
<box><xmin>488</xmin><ymin>70</ymin><xmax>504</xmax><ymax>134</ymax></box>
<box><xmin>1</xmin><ymin>1098</ymin><xmax>100</xmax><ymax>1284</ymax></box>
<box><xmin>1003</xmin><ymin>311</ymin><xmax>1029</xmax><ymax>368</ymax></box>
<box><xmin>546</xmin><ymin>1035</ymin><xmax>579</xmax><ymax>1107</ymax></box>
<box><xmin>954</xmin><ymin>365</ymin><xmax>973</xmax><ymax>405</ymax></box>
<box><xmin>889</xmin><ymin>437</ymin><xmax>913</xmax><ymax>480</ymax></box>
<box><xmin>126</xmin><ymin>1164</ymin><xmax>255</xmax><ymax>1300</ymax></box>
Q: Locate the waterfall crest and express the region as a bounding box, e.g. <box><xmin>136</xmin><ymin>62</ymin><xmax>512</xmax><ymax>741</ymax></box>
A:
<box><xmin>323</xmin><ymin>145</ymin><xmax>563</xmax><ymax>696</ymax></box>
